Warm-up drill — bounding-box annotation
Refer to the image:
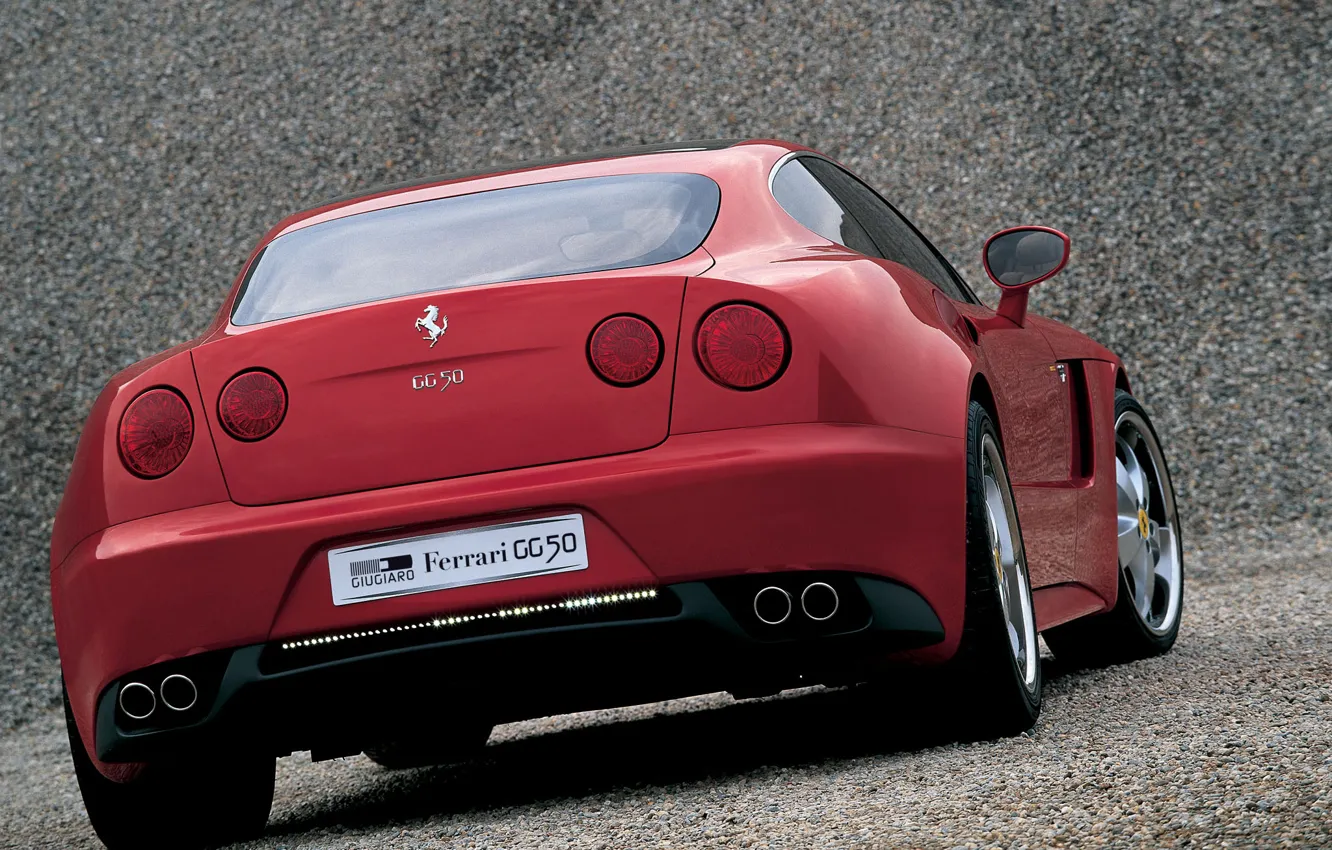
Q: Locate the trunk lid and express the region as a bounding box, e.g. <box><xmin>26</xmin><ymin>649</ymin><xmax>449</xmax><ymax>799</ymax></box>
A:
<box><xmin>193</xmin><ymin>274</ymin><xmax>685</xmax><ymax>506</ymax></box>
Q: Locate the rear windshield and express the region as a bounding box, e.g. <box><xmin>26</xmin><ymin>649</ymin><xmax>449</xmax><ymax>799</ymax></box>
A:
<box><xmin>231</xmin><ymin>172</ymin><xmax>721</xmax><ymax>325</ymax></box>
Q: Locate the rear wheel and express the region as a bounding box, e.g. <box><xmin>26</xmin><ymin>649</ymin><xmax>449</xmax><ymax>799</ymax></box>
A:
<box><xmin>64</xmin><ymin>684</ymin><xmax>274</xmax><ymax>850</ymax></box>
<box><xmin>910</xmin><ymin>402</ymin><xmax>1042</xmax><ymax>739</ymax></box>
<box><xmin>1044</xmin><ymin>390</ymin><xmax>1183</xmax><ymax>666</ymax></box>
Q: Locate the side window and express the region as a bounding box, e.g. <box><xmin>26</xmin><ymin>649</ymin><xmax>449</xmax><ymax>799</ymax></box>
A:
<box><xmin>801</xmin><ymin>158</ymin><xmax>973</xmax><ymax>302</ymax></box>
<box><xmin>770</xmin><ymin>158</ymin><xmax>879</xmax><ymax>258</ymax></box>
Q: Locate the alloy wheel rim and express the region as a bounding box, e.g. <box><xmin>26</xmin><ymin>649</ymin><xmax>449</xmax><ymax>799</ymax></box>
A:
<box><xmin>1114</xmin><ymin>410</ymin><xmax>1183</xmax><ymax>635</ymax></box>
<box><xmin>980</xmin><ymin>433</ymin><xmax>1039</xmax><ymax>691</ymax></box>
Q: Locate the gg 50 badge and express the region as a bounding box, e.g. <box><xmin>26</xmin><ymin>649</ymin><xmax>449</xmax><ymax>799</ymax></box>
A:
<box><xmin>412</xmin><ymin>369</ymin><xmax>465</xmax><ymax>391</ymax></box>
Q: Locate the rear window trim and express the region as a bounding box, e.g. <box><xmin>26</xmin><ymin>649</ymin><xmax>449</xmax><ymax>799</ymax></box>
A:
<box><xmin>226</xmin><ymin>244</ymin><xmax>716</xmax><ymax>331</ymax></box>
<box><xmin>230</xmin><ymin>172</ymin><xmax>722</xmax><ymax>326</ymax></box>
<box><xmin>228</xmin><ymin>246</ymin><xmax>267</xmax><ymax>323</ymax></box>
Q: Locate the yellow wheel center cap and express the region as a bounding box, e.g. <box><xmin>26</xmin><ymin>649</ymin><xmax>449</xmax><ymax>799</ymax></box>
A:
<box><xmin>1138</xmin><ymin>508</ymin><xmax>1150</xmax><ymax>539</ymax></box>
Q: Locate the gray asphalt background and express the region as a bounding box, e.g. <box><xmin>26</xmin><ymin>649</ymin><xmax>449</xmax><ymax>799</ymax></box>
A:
<box><xmin>1</xmin><ymin>1</ymin><xmax>1330</xmax><ymax>846</ymax></box>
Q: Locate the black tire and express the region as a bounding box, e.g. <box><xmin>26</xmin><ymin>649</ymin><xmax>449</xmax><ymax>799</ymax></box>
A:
<box><xmin>365</xmin><ymin>722</ymin><xmax>493</xmax><ymax>769</ymax></box>
<box><xmin>64</xmin><ymin>684</ymin><xmax>274</xmax><ymax>850</ymax></box>
<box><xmin>935</xmin><ymin>401</ymin><xmax>1043</xmax><ymax>739</ymax></box>
<box><xmin>1043</xmin><ymin>390</ymin><xmax>1184</xmax><ymax>667</ymax></box>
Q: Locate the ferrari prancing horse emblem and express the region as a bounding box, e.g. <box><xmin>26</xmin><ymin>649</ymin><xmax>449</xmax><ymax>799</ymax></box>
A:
<box><xmin>415</xmin><ymin>305</ymin><xmax>448</xmax><ymax>348</ymax></box>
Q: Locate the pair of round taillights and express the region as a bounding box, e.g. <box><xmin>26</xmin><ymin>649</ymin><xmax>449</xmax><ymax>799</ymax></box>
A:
<box><xmin>588</xmin><ymin>303</ymin><xmax>789</xmax><ymax>390</ymax></box>
<box><xmin>117</xmin><ymin>370</ymin><xmax>287</xmax><ymax>479</ymax></box>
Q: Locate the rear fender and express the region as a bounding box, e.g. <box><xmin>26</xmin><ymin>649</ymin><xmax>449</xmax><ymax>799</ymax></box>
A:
<box><xmin>50</xmin><ymin>346</ymin><xmax>228</xmax><ymax>568</ymax></box>
<box><xmin>671</xmin><ymin>260</ymin><xmax>976</xmax><ymax>437</ymax></box>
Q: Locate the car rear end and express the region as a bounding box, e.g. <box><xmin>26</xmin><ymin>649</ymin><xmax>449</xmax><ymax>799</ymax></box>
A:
<box><xmin>52</xmin><ymin>143</ymin><xmax>966</xmax><ymax>770</ymax></box>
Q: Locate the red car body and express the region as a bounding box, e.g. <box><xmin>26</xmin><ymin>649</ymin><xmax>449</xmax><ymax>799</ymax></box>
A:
<box><xmin>53</xmin><ymin>139</ymin><xmax>1130</xmax><ymax>778</ymax></box>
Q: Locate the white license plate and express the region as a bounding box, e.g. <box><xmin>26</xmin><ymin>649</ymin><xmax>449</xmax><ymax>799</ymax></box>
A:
<box><xmin>327</xmin><ymin>514</ymin><xmax>588</xmax><ymax>606</ymax></box>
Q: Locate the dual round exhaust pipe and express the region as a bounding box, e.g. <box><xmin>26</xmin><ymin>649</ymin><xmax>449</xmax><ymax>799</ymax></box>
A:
<box><xmin>753</xmin><ymin>582</ymin><xmax>839</xmax><ymax>625</ymax></box>
<box><xmin>118</xmin><ymin>674</ymin><xmax>198</xmax><ymax>720</ymax></box>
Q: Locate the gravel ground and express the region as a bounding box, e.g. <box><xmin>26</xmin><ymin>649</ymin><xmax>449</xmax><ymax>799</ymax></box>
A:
<box><xmin>2</xmin><ymin>531</ymin><xmax>1329</xmax><ymax>849</ymax></box>
<box><xmin>1</xmin><ymin>0</ymin><xmax>1329</xmax><ymax>823</ymax></box>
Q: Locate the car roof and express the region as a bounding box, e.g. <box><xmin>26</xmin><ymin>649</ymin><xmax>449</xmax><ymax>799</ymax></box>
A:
<box><xmin>315</xmin><ymin>139</ymin><xmax>746</xmax><ymax>210</ymax></box>
<box><xmin>251</xmin><ymin>138</ymin><xmax>809</xmax><ymax>255</ymax></box>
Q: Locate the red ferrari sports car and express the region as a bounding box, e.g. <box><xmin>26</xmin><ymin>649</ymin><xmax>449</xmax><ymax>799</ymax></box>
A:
<box><xmin>51</xmin><ymin>139</ymin><xmax>1183</xmax><ymax>848</ymax></box>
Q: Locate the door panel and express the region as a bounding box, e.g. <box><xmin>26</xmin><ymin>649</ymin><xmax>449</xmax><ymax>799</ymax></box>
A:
<box><xmin>955</xmin><ymin>306</ymin><xmax>1071</xmax><ymax>485</ymax></box>
<box><xmin>955</xmin><ymin>303</ymin><xmax>1076</xmax><ymax>589</ymax></box>
<box><xmin>1013</xmin><ymin>485</ymin><xmax>1080</xmax><ymax>589</ymax></box>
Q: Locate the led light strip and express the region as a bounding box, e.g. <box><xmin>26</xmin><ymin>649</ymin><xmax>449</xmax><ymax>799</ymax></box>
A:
<box><xmin>280</xmin><ymin>588</ymin><xmax>660</xmax><ymax>651</ymax></box>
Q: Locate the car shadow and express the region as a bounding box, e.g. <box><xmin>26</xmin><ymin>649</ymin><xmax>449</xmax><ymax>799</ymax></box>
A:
<box><xmin>265</xmin><ymin>657</ymin><xmax>1087</xmax><ymax>837</ymax></box>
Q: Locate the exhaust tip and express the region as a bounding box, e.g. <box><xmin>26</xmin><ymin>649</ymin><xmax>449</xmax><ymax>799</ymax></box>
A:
<box><xmin>801</xmin><ymin>582</ymin><xmax>840</xmax><ymax>621</ymax></box>
<box><xmin>159</xmin><ymin>674</ymin><xmax>198</xmax><ymax>712</ymax></box>
<box><xmin>118</xmin><ymin>682</ymin><xmax>157</xmax><ymax>720</ymax></box>
<box><xmin>753</xmin><ymin>586</ymin><xmax>793</xmax><ymax>625</ymax></box>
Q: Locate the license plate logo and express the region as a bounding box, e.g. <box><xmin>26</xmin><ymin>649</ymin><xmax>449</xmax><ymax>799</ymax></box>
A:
<box><xmin>348</xmin><ymin>555</ymin><xmax>413</xmax><ymax>577</ymax></box>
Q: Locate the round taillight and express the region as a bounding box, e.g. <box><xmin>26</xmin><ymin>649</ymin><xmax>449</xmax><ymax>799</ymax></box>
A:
<box><xmin>588</xmin><ymin>315</ymin><xmax>663</xmax><ymax>386</ymax></box>
<box><xmin>118</xmin><ymin>388</ymin><xmax>194</xmax><ymax>478</ymax></box>
<box><xmin>218</xmin><ymin>370</ymin><xmax>287</xmax><ymax>441</ymax></box>
<box><xmin>696</xmin><ymin>303</ymin><xmax>788</xmax><ymax>389</ymax></box>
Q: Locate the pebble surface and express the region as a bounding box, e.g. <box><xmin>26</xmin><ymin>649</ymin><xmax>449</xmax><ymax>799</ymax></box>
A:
<box><xmin>1</xmin><ymin>533</ymin><xmax>1328</xmax><ymax>849</ymax></box>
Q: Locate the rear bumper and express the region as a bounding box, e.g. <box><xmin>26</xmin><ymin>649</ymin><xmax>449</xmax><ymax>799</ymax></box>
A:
<box><xmin>94</xmin><ymin>577</ymin><xmax>944</xmax><ymax>762</ymax></box>
<box><xmin>53</xmin><ymin>422</ymin><xmax>967</xmax><ymax>763</ymax></box>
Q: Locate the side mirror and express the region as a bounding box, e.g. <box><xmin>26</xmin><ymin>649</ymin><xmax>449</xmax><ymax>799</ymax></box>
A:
<box><xmin>982</xmin><ymin>226</ymin><xmax>1070</xmax><ymax>327</ymax></box>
